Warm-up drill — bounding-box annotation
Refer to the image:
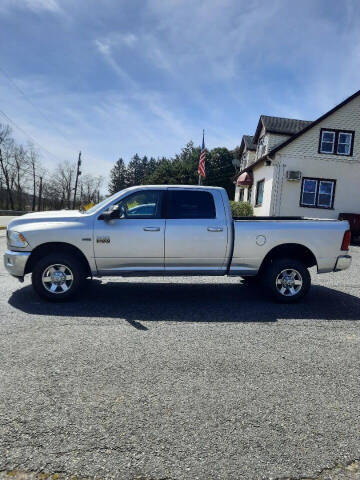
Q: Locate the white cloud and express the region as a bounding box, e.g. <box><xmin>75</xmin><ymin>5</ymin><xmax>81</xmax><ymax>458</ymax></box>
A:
<box><xmin>3</xmin><ymin>0</ymin><xmax>360</xmax><ymax>194</ymax></box>
<box><xmin>95</xmin><ymin>39</ymin><xmax>111</xmax><ymax>57</ymax></box>
<box><xmin>24</xmin><ymin>0</ymin><xmax>60</xmax><ymax>12</ymax></box>
<box><xmin>95</xmin><ymin>38</ymin><xmax>138</xmax><ymax>88</ymax></box>
<box><xmin>0</xmin><ymin>74</ymin><xmax>201</xmax><ymax>189</ymax></box>
<box><xmin>122</xmin><ymin>33</ymin><xmax>137</xmax><ymax>47</ymax></box>
<box><xmin>95</xmin><ymin>32</ymin><xmax>137</xmax><ymax>54</ymax></box>
<box><xmin>0</xmin><ymin>0</ymin><xmax>61</xmax><ymax>14</ymax></box>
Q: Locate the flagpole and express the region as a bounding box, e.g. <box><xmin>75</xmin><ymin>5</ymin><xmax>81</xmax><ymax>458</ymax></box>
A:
<box><xmin>198</xmin><ymin>129</ymin><xmax>204</xmax><ymax>186</ymax></box>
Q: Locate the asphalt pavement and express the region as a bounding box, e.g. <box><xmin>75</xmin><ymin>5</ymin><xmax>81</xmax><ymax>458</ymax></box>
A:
<box><xmin>0</xmin><ymin>236</ymin><xmax>359</xmax><ymax>480</ymax></box>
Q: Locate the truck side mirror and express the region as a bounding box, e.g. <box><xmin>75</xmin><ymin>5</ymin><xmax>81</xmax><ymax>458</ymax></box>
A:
<box><xmin>99</xmin><ymin>205</ymin><xmax>120</xmax><ymax>221</ymax></box>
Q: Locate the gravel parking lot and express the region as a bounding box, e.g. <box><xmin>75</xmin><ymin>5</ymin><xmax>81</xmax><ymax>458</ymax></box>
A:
<box><xmin>0</xmin><ymin>235</ymin><xmax>359</xmax><ymax>480</ymax></box>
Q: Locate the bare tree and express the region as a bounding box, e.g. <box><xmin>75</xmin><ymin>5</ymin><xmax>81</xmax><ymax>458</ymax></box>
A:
<box><xmin>13</xmin><ymin>144</ymin><xmax>30</xmax><ymax>210</ymax></box>
<box><xmin>0</xmin><ymin>122</ymin><xmax>102</xmax><ymax>213</ymax></box>
<box><xmin>27</xmin><ymin>143</ymin><xmax>40</xmax><ymax>211</ymax></box>
<box><xmin>79</xmin><ymin>174</ymin><xmax>103</xmax><ymax>206</ymax></box>
<box><xmin>0</xmin><ymin>124</ymin><xmax>15</xmax><ymax>210</ymax></box>
<box><xmin>52</xmin><ymin>161</ymin><xmax>76</xmax><ymax>209</ymax></box>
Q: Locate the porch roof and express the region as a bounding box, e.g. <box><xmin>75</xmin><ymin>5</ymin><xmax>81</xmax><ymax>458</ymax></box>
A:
<box><xmin>236</xmin><ymin>172</ymin><xmax>253</xmax><ymax>187</ymax></box>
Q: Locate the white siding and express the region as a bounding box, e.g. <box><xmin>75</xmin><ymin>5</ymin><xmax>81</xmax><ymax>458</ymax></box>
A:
<box><xmin>255</xmin><ymin>126</ymin><xmax>266</xmax><ymax>159</ymax></box>
<box><xmin>256</xmin><ymin>133</ymin><xmax>291</xmax><ymax>160</ymax></box>
<box><xmin>272</xmin><ymin>94</ymin><xmax>360</xmax><ymax>218</ymax></box>
<box><xmin>250</xmin><ymin>162</ymin><xmax>274</xmax><ymax>216</ymax></box>
<box><xmin>245</xmin><ymin>150</ymin><xmax>256</xmax><ymax>167</ymax></box>
<box><xmin>279</xmin><ymin>94</ymin><xmax>360</xmax><ymax>160</ymax></box>
<box><xmin>267</xmin><ymin>133</ymin><xmax>291</xmax><ymax>151</ymax></box>
<box><xmin>274</xmin><ymin>154</ymin><xmax>360</xmax><ymax>218</ymax></box>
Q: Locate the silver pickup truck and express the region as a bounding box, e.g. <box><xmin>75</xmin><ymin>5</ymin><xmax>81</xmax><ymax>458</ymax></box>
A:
<box><xmin>4</xmin><ymin>185</ymin><xmax>352</xmax><ymax>303</ymax></box>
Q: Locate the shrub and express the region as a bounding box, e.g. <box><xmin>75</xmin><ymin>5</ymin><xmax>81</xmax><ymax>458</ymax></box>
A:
<box><xmin>229</xmin><ymin>200</ymin><xmax>254</xmax><ymax>217</ymax></box>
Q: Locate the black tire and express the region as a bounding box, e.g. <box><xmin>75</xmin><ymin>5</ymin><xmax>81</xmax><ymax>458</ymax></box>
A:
<box><xmin>262</xmin><ymin>257</ymin><xmax>311</xmax><ymax>303</ymax></box>
<box><xmin>32</xmin><ymin>253</ymin><xmax>85</xmax><ymax>302</ymax></box>
<box><xmin>242</xmin><ymin>275</ymin><xmax>260</xmax><ymax>285</ymax></box>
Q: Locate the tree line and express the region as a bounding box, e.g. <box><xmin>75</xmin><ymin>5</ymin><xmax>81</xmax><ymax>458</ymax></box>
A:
<box><xmin>109</xmin><ymin>142</ymin><xmax>238</xmax><ymax>197</ymax></box>
<box><xmin>0</xmin><ymin>123</ymin><xmax>103</xmax><ymax>211</ymax></box>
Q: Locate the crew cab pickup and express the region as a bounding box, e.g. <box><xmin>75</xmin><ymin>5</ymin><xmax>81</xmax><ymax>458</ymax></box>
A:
<box><xmin>4</xmin><ymin>185</ymin><xmax>352</xmax><ymax>303</ymax></box>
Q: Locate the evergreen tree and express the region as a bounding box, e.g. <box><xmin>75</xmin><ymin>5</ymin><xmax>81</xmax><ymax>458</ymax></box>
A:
<box><xmin>145</xmin><ymin>157</ymin><xmax>157</xmax><ymax>178</ymax></box>
<box><xmin>205</xmin><ymin>147</ymin><xmax>236</xmax><ymax>198</ymax></box>
<box><xmin>126</xmin><ymin>153</ymin><xmax>146</xmax><ymax>186</ymax></box>
<box><xmin>107</xmin><ymin>142</ymin><xmax>237</xmax><ymax>195</ymax></box>
<box><xmin>108</xmin><ymin>158</ymin><xmax>127</xmax><ymax>195</ymax></box>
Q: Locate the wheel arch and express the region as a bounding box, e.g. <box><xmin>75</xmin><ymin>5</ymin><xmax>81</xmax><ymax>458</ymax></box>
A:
<box><xmin>25</xmin><ymin>242</ymin><xmax>92</xmax><ymax>277</ymax></box>
<box><xmin>259</xmin><ymin>243</ymin><xmax>317</xmax><ymax>274</ymax></box>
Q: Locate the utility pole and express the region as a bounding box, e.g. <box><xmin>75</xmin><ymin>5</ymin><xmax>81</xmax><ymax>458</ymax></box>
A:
<box><xmin>31</xmin><ymin>161</ymin><xmax>36</xmax><ymax>212</ymax></box>
<box><xmin>38</xmin><ymin>176</ymin><xmax>43</xmax><ymax>212</ymax></box>
<box><xmin>72</xmin><ymin>151</ymin><xmax>82</xmax><ymax>210</ymax></box>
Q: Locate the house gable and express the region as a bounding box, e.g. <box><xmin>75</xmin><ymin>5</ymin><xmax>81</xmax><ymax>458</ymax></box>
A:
<box><xmin>270</xmin><ymin>89</ymin><xmax>360</xmax><ymax>158</ymax></box>
<box><xmin>234</xmin><ymin>135</ymin><xmax>256</xmax><ymax>169</ymax></box>
<box><xmin>235</xmin><ymin>88</ymin><xmax>360</xmax><ymax>218</ymax></box>
<box><xmin>271</xmin><ymin>89</ymin><xmax>360</xmax><ymax>218</ymax></box>
<box><xmin>253</xmin><ymin>115</ymin><xmax>312</xmax><ymax>144</ymax></box>
<box><xmin>252</xmin><ymin>115</ymin><xmax>312</xmax><ymax>162</ymax></box>
<box><xmin>240</xmin><ymin>89</ymin><xmax>360</xmax><ymax>174</ymax></box>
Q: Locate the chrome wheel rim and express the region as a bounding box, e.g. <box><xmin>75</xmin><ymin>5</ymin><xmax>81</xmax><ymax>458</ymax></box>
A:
<box><xmin>275</xmin><ymin>268</ymin><xmax>303</xmax><ymax>297</ymax></box>
<box><xmin>42</xmin><ymin>264</ymin><xmax>74</xmax><ymax>294</ymax></box>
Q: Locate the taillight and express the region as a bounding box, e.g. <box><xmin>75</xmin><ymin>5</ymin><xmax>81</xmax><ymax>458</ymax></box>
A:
<box><xmin>341</xmin><ymin>230</ymin><xmax>351</xmax><ymax>251</ymax></box>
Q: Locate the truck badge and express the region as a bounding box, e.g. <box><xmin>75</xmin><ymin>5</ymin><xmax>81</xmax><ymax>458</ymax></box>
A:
<box><xmin>97</xmin><ymin>236</ymin><xmax>110</xmax><ymax>244</ymax></box>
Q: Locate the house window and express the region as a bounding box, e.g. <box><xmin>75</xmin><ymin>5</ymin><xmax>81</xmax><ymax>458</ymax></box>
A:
<box><xmin>241</xmin><ymin>152</ymin><xmax>247</xmax><ymax>169</ymax></box>
<box><xmin>257</xmin><ymin>136</ymin><xmax>266</xmax><ymax>159</ymax></box>
<box><xmin>239</xmin><ymin>189</ymin><xmax>244</xmax><ymax>201</ymax></box>
<box><xmin>319</xmin><ymin>129</ymin><xmax>354</xmax><ymax>156</ymax></box>
<box><xmin>320</xmin><ymin>131</ymin><xmax>335</xmax><ymax>153</ymax></box>
<box><xmin>337</xmin><ymin>132</ymin><xmax>352</xmax><ymax>155</ymax></box>
<box><xmin>255</xmin><ymin>179</ymin><xmax>265</xmax><ymax>206</ymax></box>
<box><xmin>300</xmin><ymin>177</ymin><xmax>336</xmax><ymax>209</ymax></box>
<box><xmin>301</xmin><ymin>179</ymin><xmax>317</xmax><ymax>206</ymax></box>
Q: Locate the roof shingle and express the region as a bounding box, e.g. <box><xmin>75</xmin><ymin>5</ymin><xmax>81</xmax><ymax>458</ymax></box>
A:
<box><xmin>243</xmin><ymin>135</ymin><xmax>256</xmax><ymax>151</ymax></box>
<box><xmin>260</xmin><ymin>115</ymin><xmax>312</xmax><ymax>136</ymax></box>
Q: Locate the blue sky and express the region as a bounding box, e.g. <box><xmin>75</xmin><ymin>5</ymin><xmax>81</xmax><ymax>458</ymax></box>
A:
<box><xmin>0</xmin><ymin>0</ymin><xmax>360</xmax><ymax>184</ymax></box>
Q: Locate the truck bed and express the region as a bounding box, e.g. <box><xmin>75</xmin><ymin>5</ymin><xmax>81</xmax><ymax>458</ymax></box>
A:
<box><xmin>233</xmin><ymin>216</ymin><xmax>303</xmax><ymax>221</ymax></box>
<box><xmin>230</xmin><ymin>216</ymin><xmax>349</xmax><ymax>275</ymax></box>
<box><xmin>233</xmin><ymin>216</ymin><xmax>338</xmax><ymax>221</ymax></box>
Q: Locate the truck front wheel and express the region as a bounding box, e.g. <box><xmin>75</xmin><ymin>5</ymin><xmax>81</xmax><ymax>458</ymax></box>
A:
<box><xmin>32</xmin><ymin>253</ymin><xmax>85</xmax><ymax>301</ymax></box>
<box><xmin>262</xmin><ymin>258</ymin><xmax>311</xmax><ymax>303</ymax></box>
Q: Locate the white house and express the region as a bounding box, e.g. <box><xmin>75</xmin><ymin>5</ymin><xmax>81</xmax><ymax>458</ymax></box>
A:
<box><xmin>233</xmin><ymin>135</ymin><xmax>256</xmax><ymax>202</ymax></box>
<box><xmin>235</xmin><ymin>89</ymin><xmax>360</xmax><ymax>219</ymax></box>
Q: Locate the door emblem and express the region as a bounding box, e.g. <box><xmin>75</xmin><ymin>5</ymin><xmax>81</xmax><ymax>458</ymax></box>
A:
<box><xmin>97</xmin><ymin>236</ymin><xmax>110</xmax><ymax>244</ymax></box>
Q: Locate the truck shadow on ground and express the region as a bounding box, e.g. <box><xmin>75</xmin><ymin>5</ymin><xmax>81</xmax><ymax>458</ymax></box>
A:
<box><xmin>8</xmin><ymin>279</ymin><xmax>360</xmax><ymax>330</ymax></box>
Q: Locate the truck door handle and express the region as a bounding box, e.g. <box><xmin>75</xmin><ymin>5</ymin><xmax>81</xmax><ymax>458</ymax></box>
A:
<box><xmin>207</xmin><ymin>227</ymin><xmax>223</xmax><ymax>232</ymax></box>
<box><xmin>143</xmin><ymin>227</ymin><xmax>160</xmax><ymax>232</ymax></box>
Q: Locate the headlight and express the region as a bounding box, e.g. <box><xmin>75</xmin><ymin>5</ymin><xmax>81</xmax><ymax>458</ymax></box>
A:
<box><xmin>7</xmin><ymin>230</ymin><xmax>29</xmax><ymax>248</ymax></box>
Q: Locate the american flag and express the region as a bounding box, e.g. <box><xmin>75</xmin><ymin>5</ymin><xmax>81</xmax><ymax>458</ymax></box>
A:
<box><xmin>198</xmin><ymin>130</ymin><xmax>206</xmax><ymax>178</ymax></box>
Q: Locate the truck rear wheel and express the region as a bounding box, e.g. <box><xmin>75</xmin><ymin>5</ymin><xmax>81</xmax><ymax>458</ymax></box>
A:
<box><xmin>32</xmin><ymin>253</ymin><xmax>85</xmax><ymax>301</ymax></box>
<box><xmin>262</xmin><ymin>258</ymin><xmax>311</xmax><ymax>303</ymax></box>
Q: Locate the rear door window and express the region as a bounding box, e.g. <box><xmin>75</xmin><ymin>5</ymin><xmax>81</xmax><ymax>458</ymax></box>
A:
<box><xmin>166</xmin><ymin>190</ymin><xmax>216</xmax><ymax>219</ymax></box>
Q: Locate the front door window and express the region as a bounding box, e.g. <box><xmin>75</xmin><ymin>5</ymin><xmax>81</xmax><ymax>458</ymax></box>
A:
<box><xmin>117</xmin><ymin>190</ymin><xmax>162</xmax><ymax>219</ymax></box>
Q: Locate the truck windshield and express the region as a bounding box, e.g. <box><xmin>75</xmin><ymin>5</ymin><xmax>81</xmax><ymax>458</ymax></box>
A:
<box><xmin>82</xmin><ymin>190</ymin><xmax>125</xmax><ymax>215</ymax></box>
